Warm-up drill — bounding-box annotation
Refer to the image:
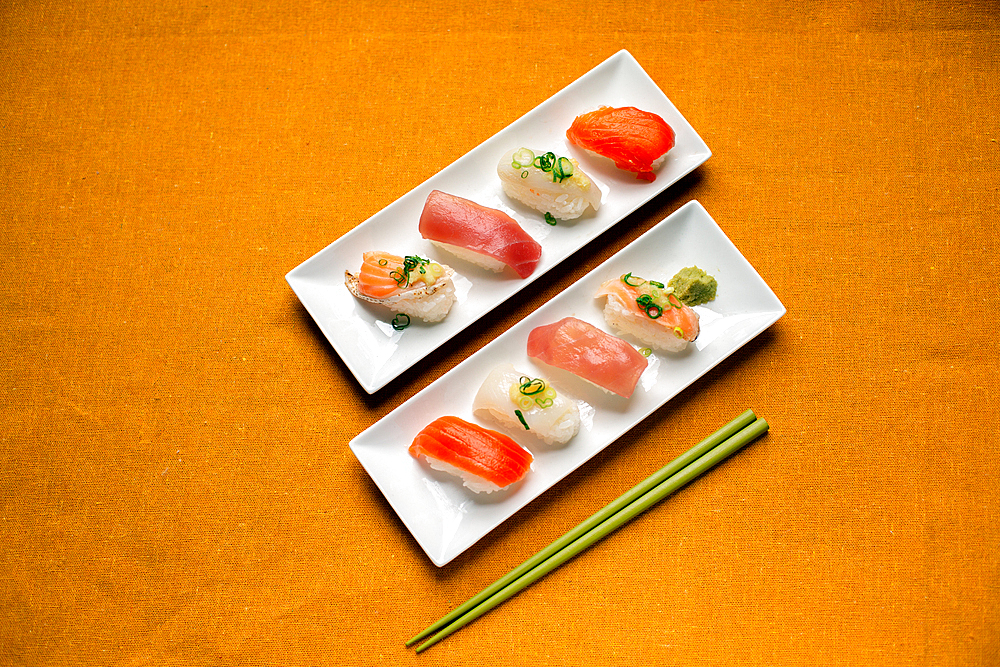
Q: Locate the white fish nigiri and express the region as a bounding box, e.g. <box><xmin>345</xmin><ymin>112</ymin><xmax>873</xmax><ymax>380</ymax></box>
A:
<box><xmin>497</xmin><ymin>148</ymin><xmax>601</xmax><ymax>220</ymax></box>
<box><xmin>472</xmin><ymin>363</ymin><xmax>581</xmax><ymax>446</ymax></box>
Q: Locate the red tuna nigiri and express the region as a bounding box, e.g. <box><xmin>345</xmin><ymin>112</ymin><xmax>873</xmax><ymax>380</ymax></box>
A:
<box><xmin>409</xmin><ymin>416</ymin><xmax>533</xmax><ymax>493</ymax></box>
<box><xmin>419</xmin><ymin>190</ymin><xmax>542</xmax><ymax>279</ymax></box>
<box><xmin>526</xmin><ymin>317</ymin><xmax>648</xmax><ymax>398</ymax></box>
<box><xmin>566</xmin><ymin>106</ymin><xmax>675</xmax><ymax>182</ymax></box>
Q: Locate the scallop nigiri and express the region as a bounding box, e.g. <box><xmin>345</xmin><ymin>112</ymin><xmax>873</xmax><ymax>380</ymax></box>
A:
<box><xmin>595</xmin><ymin>273</ymin><xmax>700</xmax><ymax>352</ymax></box>
<box><xmin>344</xmin><ymin>251</ymin><xmax>456</xmax><ymax>322</ymax></box>
<box><xmin>418</xmin><ymin>190</ymin><xmax>542</xmax><ymax>278</ymax></box>
<box><xmin>472</xmin><ymin>363</ymin><xmax>581</xmax><ymax>446</ymax></box>
<box><xmin>526</xmin><ymin>317</ymin><xmax>647</xmax><ymax>398</ymax></box>
<box><xmin>497</xmin><ymin>148</ymin><xmax>601</xmax><ymax>220</ymax></box>
<box><xmin>408</xmin><ymin>416</ymin><xmax>533</xmax><ymax>494</ymax></box>
<box><xmin>566</xmin><ymin>106</ymin><xmax>675</xmax><ymax>182</ymax></box>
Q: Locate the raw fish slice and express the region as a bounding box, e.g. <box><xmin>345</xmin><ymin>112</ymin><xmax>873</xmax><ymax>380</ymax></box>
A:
<box><xmin>497</xmin><ymin>148</ymin><xmax>601</xmax><ymax>220</ymax></box>
<box><xmin>566</xmin><ymin>106</ymin><xmax>675</xmax><ymax>182</ymax></box>
<box><xmin>344</xmin><ymin>251</ymin><xmax>456</xmax><ymax>322</ymax></box>
<box><xmin>409</xmin><ymin>416</ymin><xmax>533</xmax><ymax>493</ymax></box>
<box><xmin>418</xmin><ymin>190</ymin><xmax>542</xmax><ymax>279</ymax></box>
<box><xmin>472</xmin><ymin>363</ymin><xmax>581</xmax><ymax>446</ymax></box>
<box><xmin>526</xmin><ymin>317</ymin><xmax>647</xmax><ymax>398</ymax></box>
<box><xmin>595</xmin><ymin>276</ymin><xmax>699</xmax><ymax>352</ymax></box>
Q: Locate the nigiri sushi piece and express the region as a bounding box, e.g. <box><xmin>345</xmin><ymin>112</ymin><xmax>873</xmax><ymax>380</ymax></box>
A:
<box><xmin>526</xmin><ymin>317</ymin><xmax>648</xmax><ymax>398</ymax></box>
<box><xmin>408</xmin><ymin>415</ymin><xmax>533</xmax><ymax>494</ymax></box>
<box><xmin>595</xmin><ymin>272</ymin><xmax>700</xmax><ymax>352</ymax></box>
<box><xmin>473</xmin><ymin>363</ymin><xmax>581</xmax><ymax>446</ymax></box>
<box><xmin>497</xmin><ymin>148</ymin><xmax>601</xmax><ymax>220</ymax></box>
<box><xmin>418</xmin><ymin>190</ymin><xmax>542</xmax><ymax>278</ymax></box>
<box><xmin>345</xmin><ymin>251</ymin><xmax>456</xmax><ymax>322</ymax></box>
<box><xmin>566</xmin><ymin>106</ymin><xmax>675</xmax><ymax>183</ymax></box>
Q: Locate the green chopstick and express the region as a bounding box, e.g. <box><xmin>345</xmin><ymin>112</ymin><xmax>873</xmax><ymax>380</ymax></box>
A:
<box><xmin>406</xmin><ymin>409</ymin><xmax>765</xmax><ymax>651</ymax></box>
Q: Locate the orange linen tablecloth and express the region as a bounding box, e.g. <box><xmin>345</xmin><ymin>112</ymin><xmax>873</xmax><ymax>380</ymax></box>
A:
<box><xmin>2</xmin><ymin>1</ymin><xmax>998</xmax><ymax>665</ymax></box>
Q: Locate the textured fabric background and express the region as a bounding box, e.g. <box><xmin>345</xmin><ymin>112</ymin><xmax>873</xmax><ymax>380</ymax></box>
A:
<box><xmin>2</xmin><ymin>1</ymin><xmax>998</xmax><ymax>665</ymax></box>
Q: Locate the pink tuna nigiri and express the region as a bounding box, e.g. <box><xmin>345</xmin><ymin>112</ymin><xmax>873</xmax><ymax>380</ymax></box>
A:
<box><xmin>419</xmin><ymin>190</ymin><xmax>542</xmax><ymax>279</ymax></box>
<box><xmin>595</xmin><ymin>273</ymin><xmax>700</xmax><ymax>352</ymax></box>
<box><xmin>526</xmin><ymin>317</ymin><xmax>648</xmax><ymax>398</ymax></box>
<box><xmin>409</xmin><ymin>416</ymin><xmax>533</xmax><ymax>493</ymax></box>
<box><xmin>566</xmin><ymin>106</ymin><xmax>675</xmax><ymax>182</ymax></box>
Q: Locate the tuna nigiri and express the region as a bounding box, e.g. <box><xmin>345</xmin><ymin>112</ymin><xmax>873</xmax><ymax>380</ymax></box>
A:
<box><xmin>345</xmin><ymin>251</ymin><xmax>456</xmax><ymax>322</ymax></box>
<box><xmin>526</xmin><ymin>317</ymin><xmax>648</xmax><ymax>398</ymax></box>
<box><xmin>408</xmin><ymin>415</ymin><xmax>533</xmax><ymax>494</ymax></box>
<box><xmin>418</xmin><ymin>190</ymin><xmax>542</xmax><ymax>278</ymax></box>
<box><xmin>497</xmin><ymin>148</ymin><xmax>601</xmax><ymax>220</ymax></box>
<box><xmin>595</xmin><ymin>272</ymin><xmax>700</xmax><ymax>352</ymax></box>
<box><xmin>472</xmin><ymin>363</ymin><xmax>581</xmax><ymax>446</ymax></box>
<box><xmin>566</xmin><ymin>106</ymin><xmax>675</xmax><ymax>183</ymax></box>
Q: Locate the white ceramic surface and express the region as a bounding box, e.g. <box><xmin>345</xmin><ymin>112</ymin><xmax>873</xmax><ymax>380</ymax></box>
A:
<box><xmin>286</xmin><ymin>50</ymin><xmax>712</xmax><ymax>393</ymax></box>
<box><xmin>349</xmin><ymin>201</ymin><xmax>786</xmax><ymax>566</ymax></box>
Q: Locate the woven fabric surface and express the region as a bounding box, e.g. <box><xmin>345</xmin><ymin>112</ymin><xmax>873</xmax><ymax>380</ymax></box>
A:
<box><xmin>2</xmin><ymin>1</ymin><xmax>998</xmax><ymax>665</ymax></box>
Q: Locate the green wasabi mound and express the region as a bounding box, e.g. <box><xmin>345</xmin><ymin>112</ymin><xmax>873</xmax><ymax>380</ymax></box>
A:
<box><xmin>668</xmin><ymin>266</ymin><xmax>717</xmax><ymax>307</ymax></box>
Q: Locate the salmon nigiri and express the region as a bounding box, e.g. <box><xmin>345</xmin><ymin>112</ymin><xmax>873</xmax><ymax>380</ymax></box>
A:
<box><xmin>345</xmin><ymin>251</ymin><xmax>456</xmax><ymax>322</ymax></box>
<box><xmin>409</xmin><ymin>416</ymin><xmax>533</xmax><ymax>493</ymax></box>
<box><xmin>526</xmin><ymin>317</ymin><xmax>648</xmax><ymax>398</ymax></box>
<box><xmin>566</xmin><ymin>106</ymin><xmax>675</xmax><ymax>182</ymax></box>
<box><xmin>419</xmin><ymin>190</ymin><xmax>542</xmax><ymax>278</ymax></box>
<box><xmin>595</xmin><ymin>272</ymin><xmax>700</xmax><ymax>352</ymax></box>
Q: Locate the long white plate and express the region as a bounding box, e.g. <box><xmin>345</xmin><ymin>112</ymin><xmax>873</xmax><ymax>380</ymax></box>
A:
<box><xmin>286</xmin><ymin>50</ymin><xmax>711</xmax><ymax>393</ymax></box>
<box><xmin>349</xmin><ymin>201</ymin><xmax>785</xmax><ymax>566</ymax></box>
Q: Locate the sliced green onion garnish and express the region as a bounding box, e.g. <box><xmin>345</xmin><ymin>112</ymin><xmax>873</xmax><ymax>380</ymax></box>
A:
<box><xmin>544</xmin><ymin>212</ymin><xmax>557</xmax><ymax>226</ymax></box>
<box><xmin>514</xmin><ymin>409</ymin><xmax>530</xmax><ymax>430</ymax></box>
<box><xmin>645</xmin><ymin>304</ymin><xmax>662</xmax><ymax>319</ymax></box>
<box><xmin>649</xmin><ymin>280</ymin><xmax>665</xmax><ymax>289</ymax></box>
<box><xmin>533</xmin><ymin>152</ymin><xmax>555</xmax><ymax>171</ymax></box>
<box><xmin>511</xmin><ymin>148</ymin><xmax>534</xmax><ymax>169</ymax></box>
<box><xmin>552</xmin><ymin>156</ymin><xmax>574</xmax><ymax>182</ymax></box>
<box><xmin>666</xmin><ymin>293</ymin><xmax>684</xmax><ymax>309</ymax></box>
<box><xmin>519</xmin><ymin>377</ymin><xmax>547</xmax><ymax>396</ymax></box>
<box><xmin>622</xmin><ymin>272</ymin><xmax>645</xmax><ymax>287</ymax></box>
<box><xmin>378</xmin><ymin>259</ymin><xmax>388</xmax><ymax>266</ymax></box>
<box><xmin>640</xmin><ymin>347</ymin><xmax>652</xmax><ymax>357</ymax></box>
<box><xmin>391</xmin><ymin>313</ymin><xmax>411</xmax><ymax>331</ymax></box>
<box><xmin>673</xmin><ymin>326</ymin><xmax>684</xmax><ymax>338</ymax></box>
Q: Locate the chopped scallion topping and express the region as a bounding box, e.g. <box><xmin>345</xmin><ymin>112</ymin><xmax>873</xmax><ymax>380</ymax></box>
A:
<box><xmin>511</xmin><ymin>148</ymin><xmax>535</xmax><ymax>169</ymax></box>
<box><xmin>515</xmin><ymin>148</ymin><xmax>575</xmax><ymax>182</ymax></box>
<box><xmin>391</xmin><ymin>313</ymin><xmax>411</xmax><ymax>331</ymax></box>
<box><xmin>622</xmin><ymin>272</ymin><xmax>645</xmax><ymax>287</ymax></box>
<box><xmin>640</xmin><ymin>347</ymin><xmax>652</xmax><ymax>357</ymax></box>
<box><xmin>544</xmin><ymin>212</ymin><xmax>557</xmax><ymax>226</ymax></box>
<box><xmin>514</xmin><ymin>409</ymin><xmax>530</xmax><ymax>430</ymax></box>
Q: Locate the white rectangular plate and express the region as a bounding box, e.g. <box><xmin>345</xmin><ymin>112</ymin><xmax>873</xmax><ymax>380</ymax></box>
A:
<box><xmin>349</xmin><ymin>201</ymin><xmax>786</xmax><ymax>566</ymax></box>
<box><xmin>286</xmin><ymin>50</ymin><xmax>711</xmax><ymax>393</ymax></box>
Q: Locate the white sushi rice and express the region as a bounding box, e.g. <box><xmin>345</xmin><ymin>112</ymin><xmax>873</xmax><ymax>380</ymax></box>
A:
<box><xmin>419</xmin><ymin>455</ymin><xmax>504</xmax><ymax>494</ymax></box>
<box><xmin>601</xmin><ymin>295</ymin><xmax>690</xmax><ymax>352</ymax></box>
<box><xmin>429</xmin><ymin>240</ymin><xmax>506</xmax><ymax>273</ymax></box>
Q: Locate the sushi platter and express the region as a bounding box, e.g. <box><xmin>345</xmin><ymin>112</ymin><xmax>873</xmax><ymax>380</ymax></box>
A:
<box><xmin>286</xmin><ymin>50</ymin><xmax>712</xmax><ymax>393</ymax></box>
<box><xmin>349</xmin><ymin>201</ymin><xmax>786</xmax><ymax>566</ymax></box>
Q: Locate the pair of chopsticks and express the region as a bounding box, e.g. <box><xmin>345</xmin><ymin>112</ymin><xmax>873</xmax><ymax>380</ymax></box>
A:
<box><xmin>405</xmin><ymin>409</ymin><xmax>769</xmax><ymax>653</ymax></box>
